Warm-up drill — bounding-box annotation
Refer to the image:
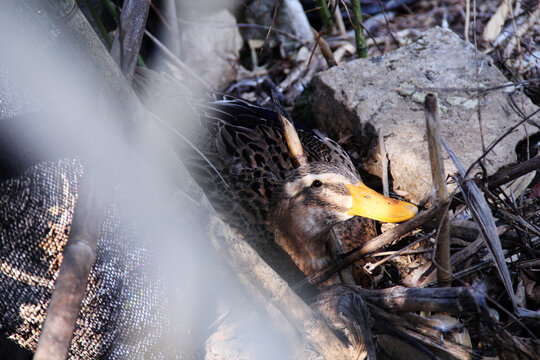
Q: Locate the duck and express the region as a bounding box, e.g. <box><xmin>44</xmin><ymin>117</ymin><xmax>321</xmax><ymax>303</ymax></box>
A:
<box><xmin>181</xmin><ymin>92</ymin><xmax>418</xmax><ymax>279</ymax></box>
<box><xmin>133</xmin><ymin>67</ymin><xmax>417</xmax><ymax>280</ymax></box>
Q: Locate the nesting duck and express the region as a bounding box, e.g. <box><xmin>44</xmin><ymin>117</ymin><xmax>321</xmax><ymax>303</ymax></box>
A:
<box><xmin>184</xmin><ymin>93</ymin><xmax>417</xmax><ymax>278</ymax></box>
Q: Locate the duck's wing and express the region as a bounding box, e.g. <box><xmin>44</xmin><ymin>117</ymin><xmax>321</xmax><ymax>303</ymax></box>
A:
<box><xmin>185</xmin><ymin>98</ymin><xmax>308</xmax><ymax>282</ymax></box>
<box><xmin>298</xmin><ymin>129</ymin><xmax>359</xmax><ymax>178</ymax></box>
<box><xmin>194</xmin><ymin>97</ymin><xmax>358</xmax><ymax>172</ymax></box>
<box><xmin>188</xmin><ymin>98</ymin><xmax>294</xmax><ymax>196</ymax></box>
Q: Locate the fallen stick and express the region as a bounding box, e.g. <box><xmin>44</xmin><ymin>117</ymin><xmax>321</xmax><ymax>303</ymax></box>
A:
<box><xmin>487</xmin><ymin>155</ymin><xmax>540</xmax><ymax>188</ymax></box>
<box><xmin>207</xmin><ymin>214</ymin><xmax>350</xmax><ymax>360</ymax></box>
<box><xmin>425</xmin><ymin>93</ymin><xmax>451</xmax><ymax>286</ymax></box>
<box><xmin>351</xmin><ymin>285</ymin><xmax>486</xmax><ymax>314</ymax></box>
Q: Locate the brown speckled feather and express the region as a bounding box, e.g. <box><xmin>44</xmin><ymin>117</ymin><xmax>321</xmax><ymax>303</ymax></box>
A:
<box><xmin>132</xmin><ymin>68</ymin><xmax>378</xmax><ymax>280</ymax></box>
<box><xmin>184</xmin><ymin>96</ymin><xmax>363</xmax><ymax>279</ymax></box>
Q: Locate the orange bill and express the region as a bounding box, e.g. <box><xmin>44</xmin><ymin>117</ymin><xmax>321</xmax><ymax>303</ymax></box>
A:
<box><xmin>346</xmin><ymin>182</ymin><xmax>418</xmax><ymax>223</ymax></box>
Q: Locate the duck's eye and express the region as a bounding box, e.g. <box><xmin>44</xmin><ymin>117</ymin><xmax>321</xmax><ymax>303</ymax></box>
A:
<box><xmin>311</xmin><ymin>180</ymin><xmax>323</xmax><ymax>188</ymax></box>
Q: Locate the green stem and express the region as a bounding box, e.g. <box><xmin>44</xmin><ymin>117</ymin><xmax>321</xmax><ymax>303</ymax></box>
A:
<box><xmin>82</xmin><ymin>0</ymin><xmax>113</xmax><ymax>48</ymax></box>
<box><xmin>101</xmin><ymin>0</ymin><xmax>118</xmax><ymax>21</ymax></box>
<box><xmin>351</xmin><ymin>0</ymin><xmax>367</xmax><ymax>58</ymax></box>
<box><xmin>316</xmin><ymin>0</ymin><xmax>334</xmax><ymax>32</ymax></box>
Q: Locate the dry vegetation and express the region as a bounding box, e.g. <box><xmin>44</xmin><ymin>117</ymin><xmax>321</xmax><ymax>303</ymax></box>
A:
<box><xmin>3</xmin><ymin>0</ymin><xmax>539</xmax><ymax>359</ymax></box>
<box><xmin>206</xmin><ymin>1</ymin><xmax>540</xmax><ymax>358</ymax></box>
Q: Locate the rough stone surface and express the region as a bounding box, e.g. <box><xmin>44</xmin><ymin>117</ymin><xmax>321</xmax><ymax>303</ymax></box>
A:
<box><xmin>311</xmin><ymin>27</ymin><xmax>538</xmax><ymax>202</ymax></box>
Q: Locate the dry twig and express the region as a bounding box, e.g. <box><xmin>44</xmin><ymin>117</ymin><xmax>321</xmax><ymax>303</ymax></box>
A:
<box><xmin>425</xmin><ymin>93</ymin><xmax>451</xmax><ymax>287</ymax></box>
<box><xmin>442</xmin><ymin>139</ymin><xmax>539</xmax><ymax>318</ymax></box>
<box><xmin>311</xmin><ymin>27</ymin><xmax>338</xmax><ymax>67</ymax></box>
<box><xmin>110</xmin><ymin>0</ymin><xmax>150</xmax><ymax>81</ymax></box>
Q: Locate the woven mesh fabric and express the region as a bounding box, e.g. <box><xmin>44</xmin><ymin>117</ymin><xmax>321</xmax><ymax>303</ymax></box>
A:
<box><xmin>0</xmin><ymin>158</ymin><xmax>178</xmax><ymax>359</ymax></box>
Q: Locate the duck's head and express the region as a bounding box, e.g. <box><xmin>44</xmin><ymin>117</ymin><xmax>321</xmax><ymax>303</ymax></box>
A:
<box><xmin>271</xmin><ymin>163</ymin><xmax>418</xmax><ymax>242</ymax></box>
<box><xmin>269</xmin><ymin>95</ymin><xmax>417</xmax><ymax>275</ymax></box>
<box><xmin>268</xmin><ymin>162</ymin><xmax>417</xmax><ymax>275</ymax></box>
<box><xmin>271</xmin><ymin>95</ymin><xmax>417</xmax><ymax>232</ymax></box>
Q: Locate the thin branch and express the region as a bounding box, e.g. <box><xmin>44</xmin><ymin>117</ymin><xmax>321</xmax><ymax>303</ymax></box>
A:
<box><xmin>378</xmin><ymin>130</ymin><xmax>389</xmax><ymax>197</ymax></box>
<box><xmin>487</xmin><ymin>155</ymin><xmax>540</xmax><ymax>187</ymax></box>
<box><xmin>464</xmin><ymin>108</ymin><xmax>540</xmax><ymax>179</ymax></box>
<box><xmin>143</xmin><ymin>30</ymin><xmax>212</xmax><ymax>90</ymax></box>
<box><xmin>311</xmin><ymin>27</ymin><xmax>338</xmax><ymax>67</ymax></box>
<box><xmin>375</xmin><ymin>0</ymin><xmax>400</xmax><ymax>47</ymax></box>
<box><xmin>425</xmin><ymin>94</ymin><xmax>451</xmax><ymax>287</ymax></box>
<box><xmin>110</xmin><ymin>0</ymin><xmax>150</xmax><ymax>81</ymax></box>
<box><xmin>261</xmin><ymin>0</ymin><xmax>279</xmax><ymax>53</ymax></box>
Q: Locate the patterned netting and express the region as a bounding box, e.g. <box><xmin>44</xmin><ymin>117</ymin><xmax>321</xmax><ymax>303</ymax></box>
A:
<box><xmin>0</xmin><ymin>158</ymin><xmax>180</xmax><ymax>359</ymax></box>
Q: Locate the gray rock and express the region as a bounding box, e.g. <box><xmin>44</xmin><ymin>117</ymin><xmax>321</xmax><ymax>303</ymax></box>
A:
<box><xmin>310</xmin><ymin>27</ymin><xmax>538</xmax><ymax>202</ymax></box>
<box><xmin>242</xmin><ymin>0</ymin><xmax>314</xmax><ymax>49</ymax></box>
<box><xmin>179</xmin><ymin>9</ymin><xmax>243</xmax><ymax>88</ymax></box>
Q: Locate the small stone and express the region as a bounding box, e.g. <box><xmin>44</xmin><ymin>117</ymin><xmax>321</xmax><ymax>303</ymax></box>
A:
<box><xmin>447</xmin><ymin>96</ymin><xmax>478</xmax><ymax>109</ymax></box>
<box><xmin>410</xmin><ymin>91</ymin><xmax>426</xmax><ymax>104</ymax></box>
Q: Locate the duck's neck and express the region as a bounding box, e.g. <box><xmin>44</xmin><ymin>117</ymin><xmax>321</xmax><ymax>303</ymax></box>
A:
<box><xmin>273</xmin><ymin>224</ymin><xmax>332</xmax><ymax>276</ymax></box>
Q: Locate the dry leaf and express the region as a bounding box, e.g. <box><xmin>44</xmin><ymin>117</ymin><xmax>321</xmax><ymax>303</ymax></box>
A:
<box><xmin>483</xmin><ymin>0</ymin><xmax>513</xmax><ymax>42</ymax></box>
